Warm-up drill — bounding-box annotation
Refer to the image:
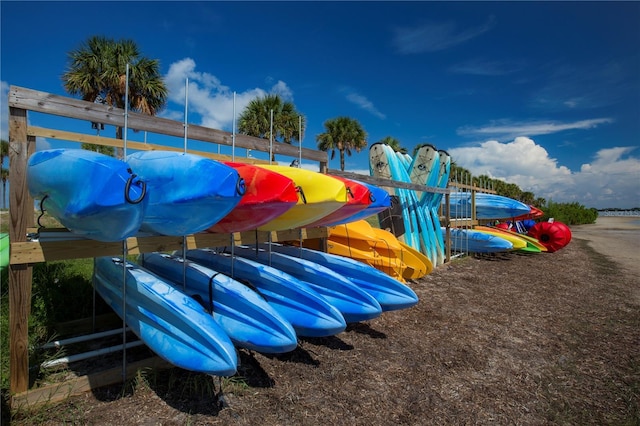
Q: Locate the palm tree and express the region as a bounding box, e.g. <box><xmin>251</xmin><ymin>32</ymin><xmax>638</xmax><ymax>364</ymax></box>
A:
<box><xmin>1</xmin><ymin>139</ymin><xmax>8</xmax><ymax>209</ymax></box>
<box><xmin>316</xmin><ymin>116</ymin><xmax>368</xmax><ymax>171</ymax></box>
<box><xmin>62</xmin><ymin>35</ymin><xmax>168</xmax><ymax>157</ymax></box>
<box><xmin>237</xmin><ymin>94</ymin><xmax>305</xmax><ymax>161</ymax></box>
<box><xmin>449</xmin><ymin>162</ymin><xmax>472</xmax><ymax>184</ymax></box>
<box><xmin>378</xmin><ymin>136</ymin><xmax>406</xmax><ymax>154</ymax></box>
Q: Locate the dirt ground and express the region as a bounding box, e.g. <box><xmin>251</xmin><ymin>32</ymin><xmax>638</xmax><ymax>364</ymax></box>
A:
<box><xmin>7</xmin><ymin>217</ymin><xmax>640</xmax><ymax>425</ymax></box>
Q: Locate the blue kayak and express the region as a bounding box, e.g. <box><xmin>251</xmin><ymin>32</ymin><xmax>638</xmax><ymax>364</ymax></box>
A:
<box><xmin>126</xmin><ymin>151</ymin><xmax>244</xmax><ymax>236</ymax></box>
<box><xmin>323</xmin><ymin>180</ymin><xmax>391</xmax><ymax>226</ymax></box>
<box><xmin>93</xmin><ymin>257</ymin><xmax>237</xmax><ymax>376</ymax></box>
<box><xmin>27</xmin><ymin>149</ymin><xmax>147</xmax><ymax>241</ymax></box>
<box><xmin>184</xmin><ymin>249</ymin><xmax>346</xmax><ymax>337</ymax></box>
<box><xmin>444</xmin><ymin>227</ymin><xmax>514</xmax><ymax>253</ymax></box>
<box><xmin>446</xmin><ymin>192</ymin><xmax>531</xmax><ymax>220</ymax></box>
<box><xmin>232</xmin><ymin>245</ymin><xmax>383</xmax><ymax>323</ymax></box>
<box><xmin>138</xmin><ymin>253</ymin><xmax>298</xmax><ymax>353</ymax></box>
<box><xmin>262</xmin><ymin>243</ymin><xmax>419</xmax><ymax>312</ymax></box>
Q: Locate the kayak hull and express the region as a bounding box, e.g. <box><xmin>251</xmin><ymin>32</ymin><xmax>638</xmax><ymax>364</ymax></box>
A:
<box><xmin>139</xmin><ymin>252</ymin><xmax>298</xmax><ymax>354</ymax></box>
<box><xmin>184</xmin><ymin>249</ymin><xmax>347</xmax><ymax>337</ymax></box>
<box><xmin>93</xmin><ymin>257</ymin><xmax>237</xmax><ymax>376</ymax></box>
<box><xmin>126</xmin><ymin>151</ymin><xmax>243</xmax><ymax>236</ymax></box>
<box><xmin>209</xmin><ymin>162</ymin><xmax>299</xmax><ymax>233</ymax></box>
<box><xmin>27</xmin><ymin>149</ymin><xmax>147</xmax><ymax>241</ymax></box>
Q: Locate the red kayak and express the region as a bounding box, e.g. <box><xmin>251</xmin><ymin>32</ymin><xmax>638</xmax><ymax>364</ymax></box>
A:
<box><xmin>511</xmin><ymin>205</ymin><xmax>544</xmax><ymax>221</ymax></box>
<box><xmin>527</xmin><ymin>221</ymin><xmax>572</xmax><ymax>253</ymax></box>
<box><xmin>207</xmin><ymin>162</ymin><xmax>300</xmax><ymax>233</ymax></box>
<box><xmin>304</xmin><ymin>176</ymin><xmax>373</xmax><ymax>228</ymax></box>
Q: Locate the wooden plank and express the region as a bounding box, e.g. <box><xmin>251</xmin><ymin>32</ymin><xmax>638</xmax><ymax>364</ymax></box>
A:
<box><xmin>9</xmin><ymin>86</ymin><xmax>328</xmax><ymax>162</ymax></box>
<box><xmin>449</xmin><ymin>182</ymin><xmax>496</xmax><ymax>194</ymax></box>
<box><xmin>26</xmin><ymin>126</ymin><xmax>270</xmax><ymax>165</ymax></box>
<box><xmin>328</xmin><ymin>168</ymin><xmax>450</xmax><ymax>194</ymax></box>
<box><xmin>11</xmin><ymin>228</ymin><xmax>330</xmax><ymax>265</ymax></box>
<box><xmin>11</xmin><ymin>357</ymin><xmax>172</xmax><ymax>409</ymax></box>
<box><xmin>8</xmin><ymin>106</ymin><xmax>33</xmax><ymax>394</ymax></box>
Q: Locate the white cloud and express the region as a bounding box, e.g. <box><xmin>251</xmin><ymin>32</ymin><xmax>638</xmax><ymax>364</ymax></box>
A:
<box><xmin>457</xmin><ymin>118</ymin><xmax>613</xmax><ymax>140</ymax></box>
<box><xmin>393</xmin><ymin>16</ymin><xmax>496</xmax><ymax>54</ymax></box>
<box><xmin>163</xmin><ymin>58</ymin><xmax>294</xmax><ymax>131</ymax></box>
<box><xmin>343</xmin><ymin>90</ymin><xmax>386</xmax><ymax>119</ymax></box>
<box><xmin>449</xmin><ymin>137</ymin><xmax>640</xmax><ymax>209</ymax></box>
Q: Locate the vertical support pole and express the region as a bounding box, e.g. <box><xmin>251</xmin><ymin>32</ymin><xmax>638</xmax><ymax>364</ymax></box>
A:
<box><xmin>445</xmin><ymin>191</ymin><xmax>451</xmax><ymax>263</ymax></box>
<box><xmin>8</xmin><ymin>105</ymin><xmax>35</xmax><ymax>394</ymax></box>
<box><xmin>318</xmin><ymin>158</ymin><xmax>329</xmax><ymax>253</ymax></box>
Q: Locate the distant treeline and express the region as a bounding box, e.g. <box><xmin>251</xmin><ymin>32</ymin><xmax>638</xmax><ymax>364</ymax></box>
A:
<box><xmin>538</xmin><ymin>201</ymin><xmax>598</xmax><ymax>226</ymax></box>
<box><xmin>597</xmin><ymin>207</ymin><xmax>640</xmax><ymax>212</ymax></box>
<box><xmin>450</xmin><ymin>164</ymin><xmax>599</xmax><ymax>226</ymax></box>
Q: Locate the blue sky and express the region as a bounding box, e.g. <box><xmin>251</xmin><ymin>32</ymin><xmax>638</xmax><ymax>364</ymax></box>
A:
<box><xmin>1</xmin><ymin>1</ymin><xmax>639</xmax><ymax>209</ymax></box>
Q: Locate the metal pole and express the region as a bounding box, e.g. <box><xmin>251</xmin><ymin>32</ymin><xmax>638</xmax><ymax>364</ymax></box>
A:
<box><xmin>269</xmin><ymin>109</ymin><xmax>274</xmax><ymax>164</ymax></box>
<box><xmin>298</xmin><ymin>115</ymin><xmax>302</xmax><ymax>168</ymax></box>
<box><xmin>232</xmin><ymin>92</ymin><xmax>236</xmax><ymax>162</ymax></box>
<box><xmin>121</xmin><ymin>63</ymin><xmax>131</xmax><ymax>383</ymax></box>
<box><xmin>183</xmin><ymin>78</ymin><xmax>189</xmax><ymax>154</ymax></box>
<box><xmin>182</xmin><ymin>78</ymin><xmax>189</xmax><ymax>289</ymax></box>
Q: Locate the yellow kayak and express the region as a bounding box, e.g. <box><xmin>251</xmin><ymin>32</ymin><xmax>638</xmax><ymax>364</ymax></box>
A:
<box><xmin>474</xmin><ymin>226</ymin><xmax>527</xmax><ymax>250</ymax></box>
<box><xmin>329</xmin><ymin>220</ymin><xmax>379</xmax><ymax>241</ymax></box>
<box><xmin>486</xmin><ymin>227</ymin><xmax>548</xmax><ymax>252</ymax></box>
<box><xmin>257</xmin><ymin>166</ymin><xmax>347</xmax><ymax>231</ymax></box>
<box><xmin>325</xmin><ymin>236</ymin><xmax>407</xmax><ymax>282</ymax></box>
<box><xmin>399</xmin><ymin>241</ymin><xmax>433</xmax><ymax>278</ymax></box>
<box><xmin>369</xmin><ymin>228</ymin><xmax>431</xmax><ymax>279</ymax></box>
<box><xmin>328</xmin><ymin>220</ymin><xmax>432</xmax><ymax>280</ymax></box>
<box><xmin>328</xmin><ymin>220</ymin><xmax>432</xmax><ymax>279</ymax></box>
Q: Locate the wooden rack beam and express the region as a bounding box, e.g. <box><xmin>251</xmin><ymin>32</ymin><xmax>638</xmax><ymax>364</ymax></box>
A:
<box><xmin>9</xmin><ymin>228</ymin><xmax>328</xmax><ymax>265</ymax></box>
<box><xmin>9</xmin><ymin>86</ymin><xmax>327</xmax><ymax>163</ymax></box>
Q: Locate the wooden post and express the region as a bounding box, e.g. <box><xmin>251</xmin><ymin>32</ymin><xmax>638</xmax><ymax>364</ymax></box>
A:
<box><xmin>8</xmin><ymin>106</ymin><xmax>34</xmax><ymax>394</ymax></box>
<box><xmin>445</xmin><ymin>192</ymin><xmax>451</xmax><ymax>263</ymax></box>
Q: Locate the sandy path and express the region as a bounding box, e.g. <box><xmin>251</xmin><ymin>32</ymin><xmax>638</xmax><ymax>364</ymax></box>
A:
<box><xmin>570</xmin><ymin>216</ymin><xmax>640</xmax><ymax>277</ymax></box>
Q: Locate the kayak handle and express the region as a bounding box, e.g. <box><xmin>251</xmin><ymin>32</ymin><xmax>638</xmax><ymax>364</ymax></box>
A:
<box><xmin>236</xmin><ymin>177</ymin><xmax>246</xmax><ymax>196</ymax></box>
<box><xmin>207</xmin><ymin>272</ymin><xmax>223</xmax><ymax>315</ymax></box>
<box><xmin>346</xmin><ymin>186</ymin><xmax>354</xmax><ymax>199</ymax></box>
<box><xmin>296</xmin><ymin>186</ymin><xmax>307</xmax><ymax>204</ymax></box>
<box><xmin>125</xmin><ymin>169</ymin><xmax>147</xmax><ymax>204</ymax></box>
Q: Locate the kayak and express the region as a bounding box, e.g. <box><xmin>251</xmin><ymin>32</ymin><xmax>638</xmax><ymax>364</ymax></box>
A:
<box><xmin>138</xmin><ymin>252</ymin><xmax>298</xmax><ymax>353</ymax></box>
<box><xmin>1</xmin><ymin>233</ymin><xmax>8</xmax><ymax>270</ymax></box>
<box><xmin>263</xmin><ymin>243</ymin><xmax>420</xmax><ymax>311</ymax></box>
<box><xmin>473</xmin><ymin>226</ymin><xmax>528</xmax><ymax>251</ymax></box>
<box><xmin>256</xmin><ymin>166</ymin><xmax>347</xmax><ymax>231</ymax></box>
<box><xmin>231</xmin><ymin>245</ymin><xmax>383</xmax><ymax>323</ymax></box>
<box><xmin>183</xmin><ymin>249</ymin><xmax>347</xmax><ymax>337</ymax></box>
<box><xmin>323</xmin><ymin>180</ymin><xmax>391</xmax><ymax>226</ymax></box>
<box><xmin>27</xmin><ymin>149</ymin><xmax>147</xmax><ymax>241</ymax></box>
<box><xmin>93</xmin><ymin>256</ymin><xmax>237</xmax><ymax>376</ymax></box>
<box><xmin>304</xmin><ymin>176</ymin><xmax>372</xmax><ymax>227</ymax></box>
<box><xmin>447</xmin><ymin>192</ymin><xmax>532</xmax><ymax>220</ymax></box>
<box><xmin>444</xmin><ymin>227</ymin><xmax>514</xmax><ymax>253</ymax></box>
<box><xmin>208</xmin><ymin>162</ymin><xmax>299</xmax><ymax>233</ymax></box>
<box><xmin>126</xmin><ymin>151</ymin><xmax>244</xmax><ymax>236</ymax></box>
